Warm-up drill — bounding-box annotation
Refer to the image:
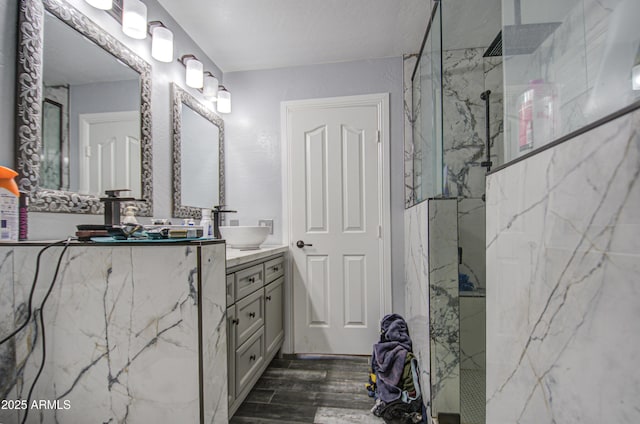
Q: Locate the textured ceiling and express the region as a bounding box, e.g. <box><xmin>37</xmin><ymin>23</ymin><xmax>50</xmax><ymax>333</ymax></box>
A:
<box><xmin>157</xmin><ymin>0</ymin><xmax>504</xmax><ymax>73</ymax></box>
<box><xmin>156</xmin><ymin>0</ymin><xmax>432</xmax><ymax>72</ymax></box>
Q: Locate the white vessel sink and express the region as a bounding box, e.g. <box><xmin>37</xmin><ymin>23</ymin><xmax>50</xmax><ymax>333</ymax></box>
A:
<box><xmin>220</xmin><ymin>226</ymin><xmax>269</xmax><ymax>249</ymax></box>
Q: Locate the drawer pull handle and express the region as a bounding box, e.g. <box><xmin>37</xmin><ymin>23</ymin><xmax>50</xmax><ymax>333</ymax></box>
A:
<box><xmin>249</xmin><ymin>312</ymin><xmax>256</xmax><ymax>318</ymax></box>
<box><xmin>249</xmin><ymin>354</ymin><xmax>256</xmax><ymax>361</ymax></box>
<box><xmin>232</xmin><ymin>318</ymin><xmax>239</xmax><ymax>325</ymax></box>
<box><xmin>273</xmin><ymin>266</ymin><xmax>279</xmax><ymax>272</ymax></box>
<box><xmin>266</xmin><ymin>295</ymin><xmax>272</xmax><ymax>301</ymax></box>
<box><xmin>248</xmin><ymin>277</ymin><xmax>255</xmax><ymax>283</ymax></box>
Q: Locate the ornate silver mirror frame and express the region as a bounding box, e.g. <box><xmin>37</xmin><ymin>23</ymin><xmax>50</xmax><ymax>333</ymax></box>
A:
<box><xmin>171</xmin><ymin>83</ymin><xmax>225</xmax><ymax>218</ymax></box>
<box><xmin>15</xmin><ymin>0</ymin><xmax>153</xmax><ymax>215</ymax></box>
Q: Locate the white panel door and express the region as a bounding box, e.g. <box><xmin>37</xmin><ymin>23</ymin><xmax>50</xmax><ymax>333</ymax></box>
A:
<box><xmin>287</xmin><ymin>95</ymin><xmax>390</xmax><ymax>355</ymax></box>
<box><xmin>79</xmin><ymin>111</ymin><xmax>140</xmax><ymax>198</ymax></box>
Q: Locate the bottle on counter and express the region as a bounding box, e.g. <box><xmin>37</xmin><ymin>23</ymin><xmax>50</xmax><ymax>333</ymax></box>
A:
<box><xmin>200</xmin><ymin>208</ymin><xmax>213</xmax><ymax>238</ymax></box>
<box><xmin>0</xmin><ymin>166</ymin><xmax>20</xmax><ymax>242</ymax></box>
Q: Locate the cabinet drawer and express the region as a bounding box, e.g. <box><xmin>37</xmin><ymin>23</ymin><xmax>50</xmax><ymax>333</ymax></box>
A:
<box><xmin>235</xmin><ymin>328</ymin><xmax>264</xmax><ymax>395</ymax></box>
<box><xmin>235</xmin><ymin>289</ymin><xmax>264</xmax><ymax>346</ymax></box>
<box><xmin>264</xmin><ymin>256</ymin><xmax>284</xmax><ymax>284</ymax></box>
<box><xmin>226</xmin><ymin>274</ymin><xmax>235</xmax><ymax>306</ymax></box>
<box><xmin>235</xmin><ymin>264</ymin><xmax>264</xmax><ymax>300</ymax></box>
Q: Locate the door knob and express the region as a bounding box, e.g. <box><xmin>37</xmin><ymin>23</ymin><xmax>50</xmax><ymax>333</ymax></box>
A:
<box><xmin>296</xmin><ymin>240</ymin><xmax>313</xmax><ymax>248</ymax></box>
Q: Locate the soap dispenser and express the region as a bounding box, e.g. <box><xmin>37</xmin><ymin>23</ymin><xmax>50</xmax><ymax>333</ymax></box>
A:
<box><xmin>122</xmin><ymin>205</ymin><xmax>139</xmax><ymax>225</ymax></box>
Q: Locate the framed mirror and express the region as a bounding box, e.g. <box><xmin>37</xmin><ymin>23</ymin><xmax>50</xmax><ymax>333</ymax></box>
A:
<box><xmin>15</xmin><ymin>0</ymin><xmax>153</xmax><ymax>215</ymax></box>
<box><xmin>171</xmin><ymin>83</ymin><xmax>225</xmax><ymax>218</ymax></box>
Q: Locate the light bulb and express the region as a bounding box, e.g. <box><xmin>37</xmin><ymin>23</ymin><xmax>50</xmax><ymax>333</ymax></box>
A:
<box><xmin>217</xmin><ymin>88</ymin><xmax>231</xmax><ymax>114</ymax></box>
<box><xmin>203</xmin><ymin>74</ymin><xmax>219</xmax><ymax>99</ymax></box>
<box><xmin>122</xmin><ymin>0</ymin><xmax>147</xmax><ymax>40</ymax></box>
<box><xmin>185</xmin><ymin>58</ymin><xmax>204</xmax><ymax>88</ymax></box>
<box><xmin>151</xmin><ymin>26</ymin><xmax>173</xmax><ymax>62</ymax></box>
<box><xmin>633</xmin><ymin>64</ymin><xmax>640</xmax><ymax>91</ymax></box>
<box><xmin>86</xmin><ymin>0</ymin><xmax>112</xmax><ymax>10</ymax></box>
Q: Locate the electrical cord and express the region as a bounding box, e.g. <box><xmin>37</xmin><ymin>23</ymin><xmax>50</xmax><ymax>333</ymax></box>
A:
<box><xmin>0</xmin><ymin>238</ymin><xmax>71</xmax><ymax>423</ymax></box>
<box><xmin>20</xmin><ymin>237</ymin><xmax>71</xmax><ymax>424</ymax></box>
<box><xmin>0</xmin><ymin>239</ymin><xmax>71</xmax><ymax>346</ymax></box>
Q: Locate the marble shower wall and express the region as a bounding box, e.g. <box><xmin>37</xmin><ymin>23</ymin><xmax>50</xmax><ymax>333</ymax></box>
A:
<box><xmin>427</xmin><ymin>199</ymin><xmax>460</xmax><ymax>416</ymax></box>
<box><xmin>486</xmin><ymin>108</ymin><xmax>640</xmax><ymax>423</ymax></box>
<box><xmin>0</xmin><ymin>243</ymin><xmax>227</xmax><ymax>424</ymax></box>
<box><xmin>443</xmin><ymin>48</ymin><xmax>504</xmax><ymax>198</ymax></box>
<box><xmin>459</xmin><ymin>295</ymin><xmax>486</xmax><ymax>370</ymax></box>
<box><xmin>404</xmin><ymin>201</ymin><xmax>432</xmax><ymax>417</ymax></box>
<box><xmin>442</xmin><ymin>48</ymin><xmax>503</xmax><ymax>292</ymax></box>
<box><xmin>404</xmin><ymin>42</ymin><xmax>504</xmax><ymax>209</ymax></box>
<box><xmin>404</xmin><ymin>199</ymin><xmax>460</xmax><ymax>419</ymax></box>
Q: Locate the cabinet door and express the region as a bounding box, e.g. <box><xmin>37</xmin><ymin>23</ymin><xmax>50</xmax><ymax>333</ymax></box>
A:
<box><xmin>235</xmin><ymin>289</ymin><xmax>265</xmax><ymax>347</ymax></box>
<box><xmin>264</xmin><ymin>277</ymin><xmax>285</xmax><ymax>358</ymax></box>
<box><xmin>227</xmin><ymin>306</ymin><xmax>237</xmax><ymax>407</ymax></box>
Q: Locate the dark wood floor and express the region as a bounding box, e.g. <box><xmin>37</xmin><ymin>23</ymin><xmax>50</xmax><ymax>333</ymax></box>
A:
<box><xmin>230</xmin><ymin>355</ymin><xmax>385</xmax><ymax>424</ymax></box>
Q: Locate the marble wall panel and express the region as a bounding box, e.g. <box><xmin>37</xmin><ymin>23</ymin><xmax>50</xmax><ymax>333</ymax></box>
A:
<box><xmin>443</xmin><ymin>48</ymin><xmax>486</xmax><ymax>199</ymax></box>
<box><xmin>201</xmin><ymin>243</ymin><xmax>229</xmax><ymax>424</ymax></box>
<box><xmin>428</xmin><ymin>199</ymin><xmax>459</xmax><ymax>415</ymax></box>
<box><xmin>0</xmin><ymin>243</ymin><xmax>227</xmax><ymax>424</ymax></box>
<box><xmin>404</xmin><ymin>201</ymin><xmax>432</xmax><ymax>417</ymax></box>
<box><xmin>459</xmin><ymin>296</ymin><xmax>486</xmax><ymax>371</ymax></box>
<box><xmin>458</xmin><ymin>198</ymin><xmax>486</xmax><ymax>291</ymax></box>
<box><xmin>486</xmin><ymin>109</ymin><xmax>640</xmax><ymax>423</ymax></box>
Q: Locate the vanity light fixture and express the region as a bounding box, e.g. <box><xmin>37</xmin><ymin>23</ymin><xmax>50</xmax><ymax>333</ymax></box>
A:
<box><xmin>633</xmin><ymin>64</ymin><xmax>640</xmax><ymax>91</ymax></box>
<box><xmin>217</xmin><ymin>86</ymin><xmax>231</xmax><ymax>114</ymax></box>
<box><xmin>148</xmin><ymin>21</ymin><xmax>173</xmax><ymax>63</ymax></box>
<box><xmin>122</xmin><ymin>0</ymin><xmax>147</xmax><ymax>39</ymax></box>
<box><xmin>202</xmin><ymin>71</ymin><xmax>219</xmax><ymax>100</ymax></box>
<box><xmin>86</xmin><ymin>0</ymin><xmax>113</xmax><ymax>10</ymax></box>
<box><xmin>179</xmin><ymin>54</ymin><xmax>204</xmax><ymax>88</ymax></box>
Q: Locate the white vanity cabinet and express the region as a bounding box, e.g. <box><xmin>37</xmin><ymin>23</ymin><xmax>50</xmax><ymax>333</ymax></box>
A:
<box><xmin>226</xmin><ymin>251</ymin><xmax>286</xmax><ymax>416</ymax></box>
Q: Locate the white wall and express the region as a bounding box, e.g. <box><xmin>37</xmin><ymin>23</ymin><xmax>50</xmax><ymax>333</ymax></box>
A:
<box><xmin>1</xmin><ymin>0</ymin><xmax>224</xmax><ymax>239</ymax></box>
<box><xmin>224</xmin><ymin>57</ymin><xmax>406</xmax><ymax>313</ymax></box>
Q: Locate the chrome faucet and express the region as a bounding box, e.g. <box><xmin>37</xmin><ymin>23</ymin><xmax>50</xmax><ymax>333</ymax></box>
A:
<box><xmin>212</xmin><ymin>205</ymin><xmax>237</xmax><ymax>239</ymax></box>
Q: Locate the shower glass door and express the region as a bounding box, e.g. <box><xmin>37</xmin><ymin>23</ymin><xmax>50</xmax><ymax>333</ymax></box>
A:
<box><xmin>411</xmin><ymin>0</ymin><xmax>443</xmax><ymax>204</ymax></box>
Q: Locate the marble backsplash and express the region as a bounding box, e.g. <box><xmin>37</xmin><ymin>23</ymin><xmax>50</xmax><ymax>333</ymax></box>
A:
<box><xmin>486</xmin><ymin>108</ymin><xmax>640</xmax><ymax>423</ymax></box>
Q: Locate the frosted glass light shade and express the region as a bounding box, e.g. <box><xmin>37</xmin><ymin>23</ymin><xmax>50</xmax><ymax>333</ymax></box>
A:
<box><xmin>86</xmin><ymin>0</ymin><xmax>112</xmax><ymax>10</ymax></box>
<box><xmin>122</xmin><ymin>0</ymin><xmax>147</xmax><ymax>39</ymax></box>
<box><xmin>203</xmin><ymin>75</ymin><xmax>219</xmax><ymax>99</ymax></box>
<box><xmin>633</xmin><ymin>64</ymin><xmax>640</xmax><ymax>91</ymax></box>
<box><xmin>217</xmin><ymin>88</ymin><xmax>231</xmax><ymax>114</ymax></box>
<box><xmin>151</xmin><ymin>26</ymin><xmax>173</xmax><ymax>62</ymax></box>
<box><xmin>185</xmin><ymin>59</ymin><xmax>204</xmax><ymax>88</ymax></box>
